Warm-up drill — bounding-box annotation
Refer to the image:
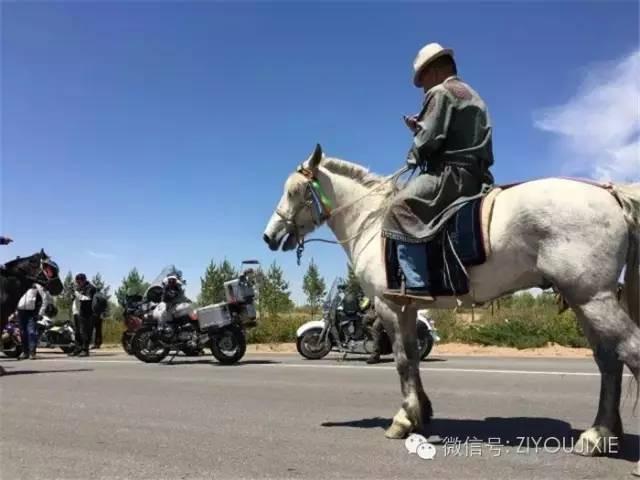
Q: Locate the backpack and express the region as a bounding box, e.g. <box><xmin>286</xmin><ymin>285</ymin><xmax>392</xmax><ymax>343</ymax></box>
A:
<box><xmin>44</xmin><ymin>303</ymin><xmax>58</xmax><ymax>318</ymax></box>
<box><xmin>92</xmin><ymin>293</ymin><xmax>108</xmax><ymax>315</ymax></box>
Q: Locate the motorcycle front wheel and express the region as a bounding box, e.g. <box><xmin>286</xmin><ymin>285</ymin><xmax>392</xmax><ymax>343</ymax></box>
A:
<box><xmin>121</xmin><ymin>331</ymin><xmax>134</xmax><ymax>355</ymax></box>
<box><xmin>210</xmin><ymin>325</ymin><xmax>246</xmax><ymax>365</ymax></box>
<box><xmin>132</xmin><ymin>328</ymin><xmax>169</xmax><ymax>363</ymax></box>
<box><xmin>417</xmin><ymin>323</ymin><xmax>434</xmax><ymax>360</ymax></box>
<box><xmin>296</xmin><ymin>328</ymin><xmax>331</xmax><ymax>360</ymax></box>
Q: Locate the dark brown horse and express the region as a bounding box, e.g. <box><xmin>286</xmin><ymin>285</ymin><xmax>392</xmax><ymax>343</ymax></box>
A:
<box><xmin>0</xmin><ymin>249</ymin><xmax>63</xmax><ymax>331</ymax></box>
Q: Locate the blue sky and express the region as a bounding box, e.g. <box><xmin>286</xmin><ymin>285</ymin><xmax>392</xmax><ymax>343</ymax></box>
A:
<box><xmin>2</xmin><ymin>1</ymin><xmax>638</xmax><ymax>303</ymax></box>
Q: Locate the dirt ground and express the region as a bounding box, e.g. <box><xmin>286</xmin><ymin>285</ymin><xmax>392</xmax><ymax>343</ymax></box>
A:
<box><xmin>98</xmin><ymin>342</ymin><xmax>592</xmax><ymax>358</ymax></box>
<box><xmin>246</xmin><ymin>341</ymin><xmax>593</xmax><ymax>358</ymax></box>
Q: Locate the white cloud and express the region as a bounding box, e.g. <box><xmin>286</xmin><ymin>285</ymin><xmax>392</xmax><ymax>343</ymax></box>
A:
<box><xmin>87</xmin><ymin>250</ymin><xmax>116</xmax><ymax>260</ymax></box>
<box><xmin>534</xmin><ymin>49</ymin><xmax>640</xmax><ymax>182</ymax></box>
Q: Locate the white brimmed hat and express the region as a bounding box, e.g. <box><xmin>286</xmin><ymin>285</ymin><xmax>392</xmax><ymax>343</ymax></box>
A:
<box><xmin>412</xmin><ymin>42</ymin><xmax>454</xmax><ymax>86</ymax></box>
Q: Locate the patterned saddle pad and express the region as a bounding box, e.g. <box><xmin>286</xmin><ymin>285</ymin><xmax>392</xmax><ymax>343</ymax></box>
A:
<box><xmin>384</xmin><ymin>188</ymin><xmax>501</xmax><ymax>297</ymax></box>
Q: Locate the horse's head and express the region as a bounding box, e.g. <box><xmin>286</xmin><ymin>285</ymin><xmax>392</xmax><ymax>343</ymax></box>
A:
<box><xmin>3</xmin><ymin>249</ymin><xmax>63</xmax><ymax>295</ymax></box>
<box><xmin>263</xmin><ymin>144</ymin><xmax>328</xmax><ymax>251</ymax></box>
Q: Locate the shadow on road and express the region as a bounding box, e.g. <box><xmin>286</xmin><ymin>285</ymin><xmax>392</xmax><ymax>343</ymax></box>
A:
<box><xmin>216</xmin><ymin>360</ymin><xmax>282</xmax><ymax>366</ymax></box>
<box><xmin>322</xmin><ymin>417</ymin><xmax>390</xmax><ymax>429</ymax></box>
<box><xmin>323</xmin><ymin>357</ymin><xmax>446</xmax><ymax>365</ymax></box>
<box><xmin>164</xmin><ymin>359</ymin><xmax>281</xmax><ymax>366</ymax></box>
<box><xmin>2</xmin><ymin>368</ymin><xmax>93</xmax><ymax>376</ymax></box>
<box><xmin>322</xmin><ymin>416</ymin><xmax>639</xmax><ymax>463</ymax></box>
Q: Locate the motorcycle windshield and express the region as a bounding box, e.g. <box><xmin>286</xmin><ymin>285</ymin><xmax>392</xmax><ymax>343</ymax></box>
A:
<box><xmin>149</xmin><ymin>265</ymin><xmax>184</xmax><ymax>287</ymax></box>
<box><xmin>323</xmin><ymin>277</ymin><xmax>344</xmax><ymax>320</ymax></box>
<box><xmin>145</xmin><ymin>265</ymin><xmax>185</xmax><ymax>303</ymax></box>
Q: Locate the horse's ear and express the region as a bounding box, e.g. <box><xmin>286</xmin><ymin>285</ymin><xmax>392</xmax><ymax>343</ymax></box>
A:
<box><xmin>308</xmin><ymin>143</ymin><xmax>323</xmax><ymax>171</ymax></box>
<box><xmin>40</xmin><ymin>248</ymin><xmax>46</xmax><ymax>257</ymax></box>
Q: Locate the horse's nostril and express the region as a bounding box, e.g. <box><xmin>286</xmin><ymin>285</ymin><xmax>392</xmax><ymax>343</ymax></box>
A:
<box><xmin>263</xmin><ymin>234</ymin><xmax>271</xmax><ymax>245</ymax></box>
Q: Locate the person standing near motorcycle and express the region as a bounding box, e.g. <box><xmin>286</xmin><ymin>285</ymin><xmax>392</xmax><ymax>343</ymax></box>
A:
<box><xmin>16</xmin><ymin>282</ymin><xmax>52</xmax><ymax>359</ymax></box>
<box><xmin>72</xmin><ymin>273</ymin><xmax>96</xmax><ymax>357</ymax></box>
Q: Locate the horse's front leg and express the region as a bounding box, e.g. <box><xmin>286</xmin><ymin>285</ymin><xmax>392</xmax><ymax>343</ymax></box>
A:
<box><xmin>377</xmin><ymin>301</ymin><xmax>432</xmax><ymax>439</ymax></box>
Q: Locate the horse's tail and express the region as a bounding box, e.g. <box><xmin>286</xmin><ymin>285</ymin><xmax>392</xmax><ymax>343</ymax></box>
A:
<box><xmin>612</xmin><ymin>183</ymin><xmax>640</xmax><ymax>326</ymax></box>
<box><xmin>611</xmin><ymin>183</ymin><xmax>640</xmax><ymax>410</ymax></box>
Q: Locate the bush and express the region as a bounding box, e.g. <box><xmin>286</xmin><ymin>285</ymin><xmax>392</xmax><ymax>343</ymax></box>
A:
<box><xmin>102</xmin><ymin>317</ymin><xmax>125</xmax><ymax>344</ymax></box>
<box><xmin>433</xmin><ymin>302</ymin><xmax>588</xmax><ymax>349</ymax></box>
<box><xmin>247</xmin><ymin>313</ymin><xmax>309</xmax><ymax>344</ymax></box>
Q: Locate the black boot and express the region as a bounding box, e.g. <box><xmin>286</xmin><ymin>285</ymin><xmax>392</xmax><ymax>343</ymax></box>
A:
<box><xmin>366</xmin><ymin>353</ymin><xmax>381</xmax><ymax>364</ymax></box>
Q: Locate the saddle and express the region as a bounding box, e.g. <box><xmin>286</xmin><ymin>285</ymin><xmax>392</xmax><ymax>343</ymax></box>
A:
<box><xmin>384</xmin><ymin>187</ymin><xmax>501</xmax><ymax>297</ymax></box>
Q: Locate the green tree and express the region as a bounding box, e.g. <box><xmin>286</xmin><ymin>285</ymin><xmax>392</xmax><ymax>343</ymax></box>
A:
<box><xmin>345</xmin><ymin>263</ymin><xmax>364</xmax><ymax>298</ymax></box>
<box><xmin>198</xmin><ymin>259</ymin><xmax>237</xmax><ymax>306</ymax></box>
<box><xmin>302</xmin><ymin>258</ymin><xmax>326</xmax><ymax>318</ymax></box>
<box><xmin>258</xmin><ymin>261</ymin><xmax>293</xmax><ymax>319</ymax></box>
<box><xmin>91</xmin><ymin>273</ymin><xmax>111</xmax><ymax>297</ymax></box>
<box><xmin>115</xmin><ymin>268</ymin><xmax>149</xmax><ymax>306</ymax></box>
<box><xmin>90</xmin><ymin>273</ymin><xmax>112</xmax><ymax>316</ymax></box>
<box><xmin>55</xmin><ymin>271</ymin><xmax>75</xmax><ymax>318</ymax></box>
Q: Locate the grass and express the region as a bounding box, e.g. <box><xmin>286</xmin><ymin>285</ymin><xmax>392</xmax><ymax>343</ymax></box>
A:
<box><xmin>102</xmin><ymin>318</ymin><xmax>125</xmax><ymax>345</ymax></box>
<box><xmin>432</xmin><ymin>304</ymin><xmax>588</xmax><ymax>349</ymax></box>
<box><xmin>101</xmin><ymin>297</ymin><xmax>589</xmax><ymax>350</ymax></box>
<box><xmin>100</xmin><ymin>312</ymin><xmax>311</xmax><ymax>345</ymax></box>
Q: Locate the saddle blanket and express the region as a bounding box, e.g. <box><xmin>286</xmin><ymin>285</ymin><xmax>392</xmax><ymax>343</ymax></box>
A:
<box><xmin>385</xmin><ymin>188</ymin><xmax>501</xmax><ymax>297</ymax></box>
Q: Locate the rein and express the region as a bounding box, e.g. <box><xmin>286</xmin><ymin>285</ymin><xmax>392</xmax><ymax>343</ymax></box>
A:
<box><xmin>284</xmin><ymin>165</ymin><xmax>409</xmax><ymax>265</ymax></box>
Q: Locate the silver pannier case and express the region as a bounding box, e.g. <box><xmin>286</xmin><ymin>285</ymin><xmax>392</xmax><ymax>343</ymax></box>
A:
<box><xmin>224</xmin><ymin>278</ymin><xmax>255</xmax><ymax>304</ymax></box>
<box><xmin>197</xmin><ymin>303</ymin><xmax>233</xmax><ymax>330</ymax></box>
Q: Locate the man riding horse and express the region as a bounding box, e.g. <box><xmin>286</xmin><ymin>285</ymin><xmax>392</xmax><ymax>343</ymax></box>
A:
<box><xmin>383</xmin><ymin>43</ymin><xmax>494</xmax><ymax>304</ymax></box>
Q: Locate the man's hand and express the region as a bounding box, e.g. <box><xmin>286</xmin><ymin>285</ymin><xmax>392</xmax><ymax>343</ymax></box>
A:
<box><xmin>0</xmin><ymin>236</ymin><xmax>13</xmax><ymax>245</ymax></box>
<box><xmin>403</xmin><ymin>115</ymin><xmax>420</xmax><ymax>134</ymax></box>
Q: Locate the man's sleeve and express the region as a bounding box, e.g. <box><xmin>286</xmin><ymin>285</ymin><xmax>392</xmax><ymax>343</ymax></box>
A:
<box><xmin>36</xmin><ymin>284</ymin><xmax>52</xmax><ymax>316</ymax></box>
<box><xmin>409</xmin><ymin>88</ymin><xmax>453</xmax><ymax>165</ymax></box>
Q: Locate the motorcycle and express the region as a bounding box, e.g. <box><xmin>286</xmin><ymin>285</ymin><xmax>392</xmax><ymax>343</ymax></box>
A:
<box><xmin>131</xmin><ymin>263</ymin><xmax>258</xmax><ymax>365</ymax></box>
<box><xmin>1</xmin><ymin>315</ymin><xmax>22</xmax><ymax>358</ymax></box>
<box><xmin>36</xmin><ymin>315</ymin><xmax>76</xmax><ymax>354</ymax></box>
<box><xmin>120</xmin><ymin>293</ymin><xmax>156</xmax><ymax>355</ymax></box>
<box><xmin>296</xmin><ymin>278</ymin><xmax>440</xmax><ymax>361</ymax></box>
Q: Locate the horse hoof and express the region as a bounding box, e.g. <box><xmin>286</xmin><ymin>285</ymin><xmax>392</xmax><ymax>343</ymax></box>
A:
<box><xmin>385</xmin><ymin>422</ymin><xmax>410</xmax><ymax>439</ymax></box>
<box><xmin>574</xmin><ymin>427</ymin><xmax>618</xmax><ymax>457</ymax></box>
<box><xmin>633</xmin><ymin>461</ymin><xmax>640</xmax><ymax>477</ymax></box>
<box><xmin>385</xmin><ymin>408</ymin><xmax>413</xmax><ymax>439</ymax></box>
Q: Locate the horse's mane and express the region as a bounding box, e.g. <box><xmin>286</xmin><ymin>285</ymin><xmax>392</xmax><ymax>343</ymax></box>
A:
<box><xmin>321</xmin><ymin>157</ymin><xmax>385</xmax><ymax>188</ymax></box>
<box><xmin>3</xmin><ymin>252</ymin><xmax>42</xmax><ymax>272</ymax></box>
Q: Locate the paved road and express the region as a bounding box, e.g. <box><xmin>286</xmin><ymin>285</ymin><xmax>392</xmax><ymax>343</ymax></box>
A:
<box><xmin>1</xmin><ymin>350</ymin><xmax>638</xmax><ymax>479</ymax></box>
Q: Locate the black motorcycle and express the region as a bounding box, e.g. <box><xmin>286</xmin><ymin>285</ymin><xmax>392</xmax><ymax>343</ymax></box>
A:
<box><xmin>120</xmin><ymin>293</ymin><xmax>155</xmax><ymax>355</ymax></box>
<box><xmin>1</xmin><ymin>315</ymin><xmax>22</xmax><ymax>358</ymax></box>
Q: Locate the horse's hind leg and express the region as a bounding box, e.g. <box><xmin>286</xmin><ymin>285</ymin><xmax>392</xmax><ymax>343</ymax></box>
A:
<box><xmin>571</xmin><ymin>293</ymin><xmax>640</xmax><ymax>456</ymax></box>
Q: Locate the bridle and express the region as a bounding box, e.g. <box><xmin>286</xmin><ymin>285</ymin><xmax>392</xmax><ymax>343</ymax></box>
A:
<box><xmin>275</xmin><ymin>164</ymin><xmax>408</xmax><ymax>265</ymax></box>
<box><xmin>275</xmin><ymin>166</ymin><xmax>334</xmax><ymax>260</ymax></box>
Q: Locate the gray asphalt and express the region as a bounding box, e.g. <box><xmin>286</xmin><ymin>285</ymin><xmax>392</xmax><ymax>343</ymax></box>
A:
<box><xmin>1</xmin><ymin>350</ymin><xmax>639</xmax><ymax>480</ymax></box>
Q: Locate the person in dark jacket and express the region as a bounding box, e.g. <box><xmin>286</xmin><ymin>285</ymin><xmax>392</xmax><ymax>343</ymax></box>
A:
<box><xmin>382</xmin><ymin>43</ymin><xmax>494</xmax><ymax>304</ymax></box>
<box><xmin>72</xmin><ymin>273</ymin><xmax>96</xmax><ymax>357</ymax></box>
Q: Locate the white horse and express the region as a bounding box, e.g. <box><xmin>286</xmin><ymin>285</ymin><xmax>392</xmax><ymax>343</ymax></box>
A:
<box><xmin>263</xmin><ymin>144</ymin><xmax>640</xmax><ymax>456</ymax></box>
